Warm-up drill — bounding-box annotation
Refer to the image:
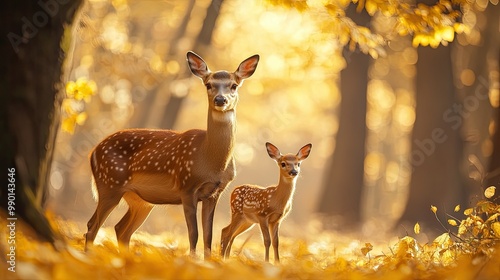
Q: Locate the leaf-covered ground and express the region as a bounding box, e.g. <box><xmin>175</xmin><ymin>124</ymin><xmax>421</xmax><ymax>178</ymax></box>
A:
<box><xmin>2</xmin><ymin>214</ymin><xmax>500</xmax><ymax>280</ymax></box>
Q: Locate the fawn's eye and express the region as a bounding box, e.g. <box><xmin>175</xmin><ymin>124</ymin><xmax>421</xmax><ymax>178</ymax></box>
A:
<box><xmin>231</xmin><ymin>84</ymin><xmax>238</xmax><ymax>91</ymax></box>
<box><xmin>298</xmin><ymin>162</ymin><xmax>301</xmax><ymax>167</ymax></box>
<box><xmin>205</xmin><ymin>84</ymin><xmax>212</xmax><ymax>90</ymax></box>
<box><xmin>281</xmin><ymin>162</ymin><xmax>286</xmax><ymax>168</ymax></box>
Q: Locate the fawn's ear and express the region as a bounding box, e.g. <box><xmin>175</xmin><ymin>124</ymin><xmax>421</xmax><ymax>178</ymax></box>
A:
<box><xmin>235</xmin><ymin>54</ymin><xmax>259</xmax><ymax>80</ymax></box>
<box><xmin>187</xmin><ymin>51</ymin><xmax>210</xmax><ymax>79</ymax></box>
<box><xmin>297</xmin><ymin>144</ymin><xmax>312</xmax><ymax>161</ymax></box>
<box><xmin>266</xmin><ymin>142</ymin><xmax>281</xmax><ymax>161</ymax></box>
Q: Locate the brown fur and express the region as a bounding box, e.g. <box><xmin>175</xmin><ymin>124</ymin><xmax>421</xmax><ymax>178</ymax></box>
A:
<box><xmin>220</xmin><ymin>143</ymin><xmax>312</xmax><ymax>262</ymax></box>
<box><xmin>84</xmin><ymin>51</ymin><xmax>259</xmax><ymax>259</ymax></box>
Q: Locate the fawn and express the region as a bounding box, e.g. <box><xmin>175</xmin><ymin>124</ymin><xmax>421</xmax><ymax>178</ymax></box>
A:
<box><xmin>221</xmin><ymin>142</ymin><xmax>312</xmax><ymax>262</ymax></box>
<box><xmin>84</xmin><ymin>51</ymin><xmax>259</xmax><ymax>258</ymax></box>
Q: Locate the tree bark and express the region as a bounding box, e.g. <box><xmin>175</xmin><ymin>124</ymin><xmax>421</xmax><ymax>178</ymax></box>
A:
<box><xmin>318</xmin><ymin>4</ymin><xmax>370</xmax><ymax>229</ymax></box>
<box><xmin>1</xmin><ymin>0</ymin><xmax>83</xmax><ymax>242</ymax></box>
<box><xmin>481</xmin><ymin>5</ymin><xmax>500</xmax><ymax>200</ymax></box>
<box><xmin>397</xmin><ymin>43</ymin><xmax>465</xmax><ymax>230</ymax></box>
<box><xmin>160</xmin><ymin>0</ymin><xmax>225</xmax><ymax>129</ymax></box>
<box><xmin>128</xmin><ymin>0</ymin><xmax>196</xmax><ymax>128</ymax></box>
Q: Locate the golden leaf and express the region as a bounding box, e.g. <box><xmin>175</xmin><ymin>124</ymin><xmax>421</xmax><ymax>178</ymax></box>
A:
<box><xmin>76</xmin><ymin>112</ymin><xmax>88</xmax><ymax>126</ymax></box>
<box><xmin>473</xmin><ymin>226</ymin><xmax>481</xmax><ymax>237</ymax></box>
<box><xmin>492</xmin><ymin>222</ymin><xmax>500</xmax><ymax>238</ymax></box>
<box><xmin>62</xmin><ymin>117</ymin><xmax>76</xmax><ymax>134</ymax></box>
<box><xmin>441</xmin><ymin>26</ymin><xmax>454</xmax><ymax>42</ymax></box>
<box><xmin>65</xmin><ymin>81</ymin><xmax>76</xmax><ymax>98</ymax></box>
<box><xmin>458</xmin><ymin>222</ymin><xmax>466</xmax><ymax>235</ymax></box>
<box><xmin>414</xmin><ymin>222</ymin><xmax>421</xmax><ymax>234</ymax></box>
<box><xmin>447</xmin><ymin>219</ymin><xmax>457</xmax><ymax>226</ymax></box>
<box><xmin>361</xmin><ymin>243</ymin><xmax>373</xmax><ymax>256</ymax></box>
<box><xmin>365</xmin><ymin>1</ymin><xmax>378</xmax><ymax>15</ymax></box>
<box><xmin>454</xmin><ymin>205</ymin><xmax>460</xmax><ymax>212</ymax></box>
<box><xmin>433</xmin><ymin>233</ymin><xmax>452</xmax><ymax>248</ymax></box>
<box><xmin>440</xmin><ymin>249</ymin><xmax>455</xmax><ymax>266</ymax></box>
<box><xmin>65</xmin><ymin>78</ymin><xmax>97</xmax><ymax>102</ymax></box>
<box><xmin>464</xmin><ymin>208</ymin><xmax>473</xmax><ymax>215</ymax></box>
<box><xmin>485</xmin><ymin>213</ymin><xmax>499</xmax><ymax>223</ymax></box>
<box><xmin>431</xmin><ymin>205</ymin><xmax>438</xmax><ymax>214</ymax></box>
<box><xmin>484</xmin><ymin>186</ymin><xmax>496</xmax><ymax>198</ymax></box>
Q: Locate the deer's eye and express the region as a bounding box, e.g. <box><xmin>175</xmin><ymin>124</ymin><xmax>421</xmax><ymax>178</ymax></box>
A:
<box><xmin>298</xmin><ymin>162</ymin><xmax>301</xmax><ymax>167</ymax></box>
<box><xmin>281</xmin><ymin>162</ymin><xmax>286</xmax><ymax>168</ymax></box>
<box><xmin>205</xmin><ymin>84</ymin><xmax>212</xmax><ymax>90</ymax></box>
<box><xmin>231</xmin><ymin>84</ymin><xmax>238</xmax><ymax>91</ymax></box>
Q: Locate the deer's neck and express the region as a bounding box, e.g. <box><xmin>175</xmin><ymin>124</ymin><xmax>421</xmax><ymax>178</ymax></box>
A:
<box><xmin>275</xmin><ymin>176</ymin><xmax>297</xmax><ymax>204</ymax></box>
<box><xmin>204</xmin><ymin>109</ymin><xmax>236</xmax><ymax>169</ymax></box>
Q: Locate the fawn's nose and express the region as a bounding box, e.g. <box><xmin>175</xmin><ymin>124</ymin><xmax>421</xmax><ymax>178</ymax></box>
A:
<box><xmin>289</xmin><ymin>169</ymin><xmax>298</xmax><ymax>176</ymax></box>
<box><xmin>214</xmin><ymin>95</ymin><xmax>227</xmax><ymax>107</ymax></box>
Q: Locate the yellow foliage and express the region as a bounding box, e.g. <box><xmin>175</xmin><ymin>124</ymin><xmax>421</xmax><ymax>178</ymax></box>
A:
<box><xmin>4</xmin><ymin>210</ymin><xmax>500</xmax><ymax>279</ymax></box>
<box><xmin>430</xmin><ymin>191</ymin><xmax>500</xmax><ymax>255</ymax></box>
<box><xmin>65</xmin><ymin>78</ymin><xmax>97</xmax><ymax>103</ymax></box>
<box><xmin>61</xmin><ymin>78</ymin><xmax>98</xmax><ymax>134</ymax></box>
<box><xmin>269</xmin><ymin>0</ymin><xmax>473</xmax><ymax>49</ymax></box>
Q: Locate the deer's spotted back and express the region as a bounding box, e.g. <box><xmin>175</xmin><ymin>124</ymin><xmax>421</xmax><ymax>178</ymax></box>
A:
<box><xmin>230</xmin><ymin>185</ymin><xmax>276</xmax><ymax>215</ymax></box>
<box><xmin>92</xmin><ymin>129</ymin><xmax>203</xmax><ymax>188</ymax></box>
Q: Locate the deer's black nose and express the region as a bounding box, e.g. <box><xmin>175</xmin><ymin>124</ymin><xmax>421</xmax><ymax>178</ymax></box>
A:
<box><xmin>214</xmin><ymin>95</ymin><xmax>227</xmax><ymax>107</ymax></box>
<box><xmin>290</xmin><ymin>170</ymin><xmax>298</xmax><ymax>176</ymax></box>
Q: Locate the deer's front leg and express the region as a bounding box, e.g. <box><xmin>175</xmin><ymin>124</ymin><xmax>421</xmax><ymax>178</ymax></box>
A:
<box><xmin>201</xmin><ymin>195</ymin><xmax>217</xmax><ymax>259</ymax></box>
<box><xmin>270</xmin><ymin>221</ymin><xmax>281</xmax><ymax>263</ymax></box>
<box><xmin>182</xmin><ymin>194</ymin><xmax>199</xmax><ymax>256</ymax></box>
<box><xmin>258</xmin><ymin>219</ymin><xmax>271</xmax><ymax>262</ymax></box>
<box><xmin>201</xmin><ymin>184</ymin><xmax>226</xmax><ymax>259</ymax></box>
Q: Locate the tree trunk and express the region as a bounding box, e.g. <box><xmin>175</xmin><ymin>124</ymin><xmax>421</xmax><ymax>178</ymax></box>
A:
<box><xmin>481</xmin><ymin>5</ymin><xmax>500</xmax><ymax>200</ymax></box>
<box><xmin>397</xmin><ymin>43</ymin><xmax>465</xmax><ymax>231</ymax></box>
<box><xmin>318</xmin><ymin>4</ymin><xmax>370</xmax><ymax>229</ymax></box>
<box><xmin>159</xmin><ymin>0</ymin><xmax>225</xmax><ymax>129</ymax></box>
<box><xmin>1</xmin><ymin>0</ymin><xmax>83</xmax><ymax>242</ymax></box>
<box><xmin>128</xmin><ymin>0</ymin><xmax>196</xmax><ymax>128</ymax></box>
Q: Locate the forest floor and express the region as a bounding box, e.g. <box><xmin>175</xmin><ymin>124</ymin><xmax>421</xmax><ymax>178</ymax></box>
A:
<box><xmin>2</xmin><ymin>208</ymin><xmax>500</xmax><ymax>280</ymax></box>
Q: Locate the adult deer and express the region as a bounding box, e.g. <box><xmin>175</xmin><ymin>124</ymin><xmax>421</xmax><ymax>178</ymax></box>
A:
<box><xmin>221</xmin><ymin>142</ymin><xmax>312</xmax><ymax>263</ymax></box>
<box><xmin>84</xmin><ymin>51</ymin><xmax>259</xmax><ymax>258</ymax></box>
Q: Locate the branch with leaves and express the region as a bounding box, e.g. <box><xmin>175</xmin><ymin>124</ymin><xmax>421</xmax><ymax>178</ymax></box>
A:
<box><xmin>267</xmin><ymin>0</ymin><xmax>477</xmax><ymax>57</ymax></box>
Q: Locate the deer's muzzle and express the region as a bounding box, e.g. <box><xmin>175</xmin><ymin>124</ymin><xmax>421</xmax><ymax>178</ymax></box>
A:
<box><xmin>214</xmin><ymin>95</ymin><xmax>228</xmax><ymax>107</ymax></box>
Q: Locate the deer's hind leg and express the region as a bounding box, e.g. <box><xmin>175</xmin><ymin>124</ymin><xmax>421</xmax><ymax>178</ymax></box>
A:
<box><xmin>221</xmin><ymin>213</ymin><xmax>254</xmax><ymax>259</ymax></box>
<box><xmin>115</xmin><ymin>192</ymin><xmax>154</xmax><ymax>249</ymax></box>
<box><xmin>85</xmin><ymin>178</ymin><xmax>123</xmax><ymax>251</ymax></box>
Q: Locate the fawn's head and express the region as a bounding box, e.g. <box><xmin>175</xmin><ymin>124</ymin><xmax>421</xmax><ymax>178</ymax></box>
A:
<box><xmin>266</xmin><ymin>142</ymin><xmax>312</xmax><ymax>180</ymax></box>
<box><xmin>186</xmin><ymin>51</ymin><xmax>259</xmax><ymax>113</ymax></box>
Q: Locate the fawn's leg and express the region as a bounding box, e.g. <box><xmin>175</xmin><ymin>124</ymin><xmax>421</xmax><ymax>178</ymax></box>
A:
<box><xmin>270</xmin><ymin>221</ymin><xmax>280</xmax><ymax>263</ymax></box>
<box><xmin>258</xmin><ymin>219</ymin><xmax>271</xmax><ymax>262</ymax></box>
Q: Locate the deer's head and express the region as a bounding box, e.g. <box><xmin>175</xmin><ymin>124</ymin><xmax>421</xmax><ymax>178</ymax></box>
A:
<box><xmin>187</xmin><ymin>51</ymin><xmax>259</xmax><ymax>113</ymax></box>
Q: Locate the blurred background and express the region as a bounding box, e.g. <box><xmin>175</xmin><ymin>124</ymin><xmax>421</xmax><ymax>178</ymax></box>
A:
<box><xmin>42</xmin><ymin>0</ymin><xmax>499</xmax><ymax>243</ymax></box>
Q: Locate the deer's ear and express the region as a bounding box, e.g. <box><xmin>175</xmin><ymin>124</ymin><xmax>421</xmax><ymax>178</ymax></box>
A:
<box><xmin>235</xmin><ymin>54</ymin><xmax>259</xmax><ymax>80</ymax></box>
<box><xmin>297</xmin><ymin>144</ymin><xmax>312</xmax><ymax>161</ymax></box>
<box><xmin>266</xmin><ymin>142</ymin><xmax>281</xmax><ymax>161</ymax></box>
<box><xmin>187</xmin><ymin>51</ymin><xmax>210</xmax><ymax>79</ymax></box>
